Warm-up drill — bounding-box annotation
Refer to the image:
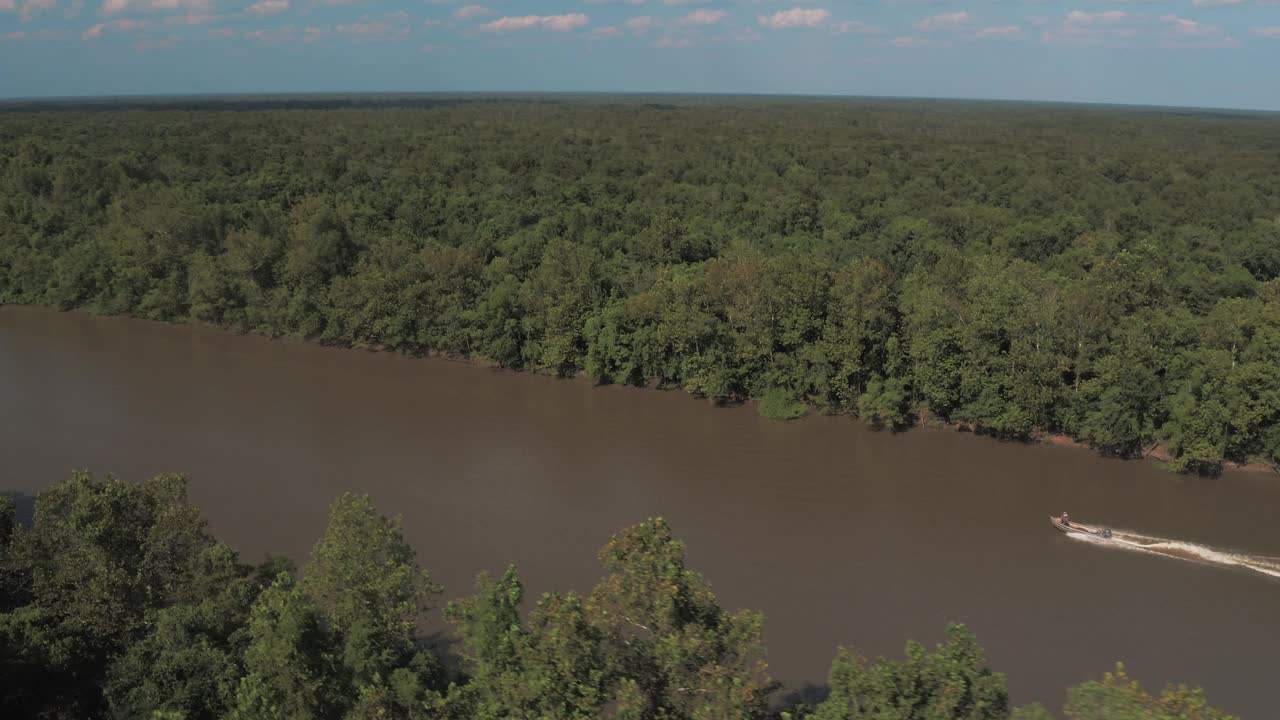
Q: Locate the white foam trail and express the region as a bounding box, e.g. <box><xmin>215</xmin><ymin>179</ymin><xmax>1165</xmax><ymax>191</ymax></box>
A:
<box><xmin>1068</xmin><ymin>527</ymin><xmax>1280</xmax><ymax>579</ymax></box>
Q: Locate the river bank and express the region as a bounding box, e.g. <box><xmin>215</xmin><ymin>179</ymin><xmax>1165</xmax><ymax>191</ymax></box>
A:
<box><xmin>1032</xmin><ymin>427</ymin><xmax>1278</xmax><ymax>477</ymax></box>
<box><xmin>12</xmin><ymin>302</ymin><xmax>1277</xmax><ymax>480</ymax></box>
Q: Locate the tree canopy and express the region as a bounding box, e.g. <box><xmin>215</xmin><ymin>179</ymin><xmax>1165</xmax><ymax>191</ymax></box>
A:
<box><xmin>0</xmin><ymin>471</ymin><xmax>1239</xmax><ymax>719</ymax></box>
<box><xmin>3</xmin><ymin>97</ymin><xmax>1279</xmax><ymax>473</ymax></box>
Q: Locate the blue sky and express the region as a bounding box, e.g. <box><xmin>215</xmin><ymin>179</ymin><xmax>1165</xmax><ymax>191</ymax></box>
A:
<box><xmin>2</xmin><ymin>0</ymin><xmax>1279</xmax><ymax>109</ymax></box>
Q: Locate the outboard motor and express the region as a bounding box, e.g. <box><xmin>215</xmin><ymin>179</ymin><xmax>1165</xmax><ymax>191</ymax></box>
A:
<box><xmin>1102</xmin><ymin>529</ymin><xmax>1113</xmax><ymax>539</ymax></box>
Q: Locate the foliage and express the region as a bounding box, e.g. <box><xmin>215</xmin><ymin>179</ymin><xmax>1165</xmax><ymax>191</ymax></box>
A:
<box><xmin>443</xmin><ymin>566</ymin><xmax>608</xmax><ymax>720</ymax></box>
<box><xmin>760</xmin><ymin>387</ymin><xmax>808</xmax><ymax>420</ymax></box>
<box><xmin>0</xmin><ymin>471</ymin><xmax>213</xmax><ymax>717</ymax></box>
<box><xmin>1063</xmin><ymin>664</ymin><xmax>1238</xmax><ymax>720</ymax></box>
<box><xmin>231</xmin><ymin>573</ymin><xmax>346</xmax><ymax>720</ymax></box>
<box><xmin>3</xmin><ymin>97</ymin><xmax>1279</xmax><ymax>471</ymax></box>
<box><xmin>0</xmin><ymin>494</ymin><xmax>14</xmax><ymax>550</ymax></box>
<box><xmin>587</xmin><ymin>518</ymin><xmax>778</xmax><ymax>720</ymax></box>
<box><xmin>102</xmin><ymin>543</ymin><xmax>281</xmax><ymax>720</ymax></box>
<box><xmin>302</xmin><ymin>494</ymin><xmax>442</xmax><ymax>690</ymax></box>
<box><xmin>808</xmin><ymin>624</ymin><xmax>1009</xmax><ymax>720</ymax></box>
<box><xmin>0</xmin><ymin>471</ymin><xmax>1241</xmax><ymax>719</ymax></box>
<box><xmin>1011</xmin><ymin>704</ymin><xmax>1055</xmax><ymax>720</ymax></box>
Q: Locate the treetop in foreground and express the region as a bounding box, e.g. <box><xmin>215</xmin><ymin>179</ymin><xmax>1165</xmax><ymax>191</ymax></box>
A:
<box><xmin>0</xmin><ymin>472</ymin><xmax>1241</xmax><ymax>719</ymax></box>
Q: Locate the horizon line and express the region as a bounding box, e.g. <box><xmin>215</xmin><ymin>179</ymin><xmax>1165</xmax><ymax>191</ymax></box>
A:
<box><xmin>1</xmin><ymin>90</ymin><xmax>1278</xmax><ymax>116</ymax></box>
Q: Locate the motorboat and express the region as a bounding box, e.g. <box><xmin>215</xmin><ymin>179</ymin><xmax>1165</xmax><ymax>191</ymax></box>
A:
<box><xmin>1050</xmin><ymin>515</ymin><xmax>1112</xmax><ymax>539</ymax></box>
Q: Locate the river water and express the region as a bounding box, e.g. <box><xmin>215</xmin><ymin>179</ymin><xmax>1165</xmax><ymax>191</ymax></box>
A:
<box><xmin>2</xmin><ymin>305</ymin><xmax>1278</xmax><ymax>716</ymax></box>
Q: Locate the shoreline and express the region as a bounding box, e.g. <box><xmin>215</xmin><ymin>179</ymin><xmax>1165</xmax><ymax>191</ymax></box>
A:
<box><xmin>939</xmin><ymin>418</ymin><xmax>1278</xmax><ymax>478</ymax></box>
<box><xmin>6</xmin><ymin>302</ymin><xmax>1278</xmax><ymax>479</ymax></box>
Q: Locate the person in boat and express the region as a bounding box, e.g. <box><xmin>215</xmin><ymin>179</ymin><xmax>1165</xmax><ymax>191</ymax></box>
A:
<box><xmin>1060</xmin><ymin>512</ymin><xmax>1070</xmax><ymax>527</ymax></box>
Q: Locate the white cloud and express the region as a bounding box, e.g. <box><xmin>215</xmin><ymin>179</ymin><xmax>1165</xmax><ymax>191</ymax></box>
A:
<box><xmin>1159</xmin><ymin>13</ymin><xmax>1236</xmax><ymax>45</ymax></box>
<box><xmin>1042</xmin><ymin>10</ymin><xmax>1137</xmax><ymax>45</ymax></box>
<box><xmin>536</xmin><ymin>13</ymin><xmax>589</xmax><ymax>30</ymax></box>
<box><xmin>1250</xmin><ymin>25</ymin><xmax>1280</xmax><ymax>36</ymax></box>
<box><xmin>889</xmin><ymin>35</ymin><xmax>928</xmax><ymax>46</ymax></box>
<box><xmin>247</xmin><ymin>0</ymin><xmax>287</xmax><ymax>15</ymax></box>
<box><xmin>974</xmin><ymin>24</ymin><xmax>1022</xmax><ymax>38</ymax></box>
<box><xmin>625</xmin><ymin>15</ymin><xmax>658</xmax><ymax>34</ymax></box>
<box><xmin>679</xmin><ymin>8</ymin><xmax>725</xmax><ymax>25</ymax></box>
<box><xmin>12</xmin><ymin>27</ymin><xmax>67</xmax><ymax>38</ymax></box>
<box><xmin>1064</xmin><ymin>10</ymin><xmax>1129</xmax><ymax>24</ymax></box>
<box><xmin>479</xmin><ymin>13</ymin><xmax>589</xmax><ymax>32</ymax></box>
<box><xmin>164</xmin><ymin>11</ymin><xmax>217</xmax><ymax>24</ymax></box>
<box><xmin>239</xmin><ymin>24</ymin><xmax>322</xmax><ymax>43</ymax></box>
<box><xmin>0</xmin><ymin>0</ymin><xmax>15</xmax><ymax>11</ymax></box>
<box><xmin>241</xmin><ymin>25</ymin><xmax>289</xmax><ymax>42</ymax></box>
<box><xmin>758</xmin><ymin>7</ymin><xmax>830</xmax><ymax>29</ymax></box>
<box><xmin>1191</xmin><ymin>0</ymin><xmax>1247</xmax><ymax>5</ymax></box>
<box><xmin>453</xmin><ymin>4</ymin><xmax>491</xmax><ymax>19</ymax></box>
<box><xmin>19</xmin><ymin>0</ymin><xmax>55</xmax><ymax>21</ymax></box>
<box><xmin>1039</xmin><ymin>10</ymin><xmax>1240</xmax><ymax>47</ymax></box>
<box><xmin>654</xmin><ymin>34</ymin><xmax>693</xmax><ymax>46</ymax></box>
<box><xmin>1162</xmin><ymin>14</ymin><xmax>1210</xmax><ymax>33</ymax></box>
<box><xmin>915</xmin><ymin>11</ymin><xmax>970</xmax><ymax>31</ymax></box>
<box><xmin>134</xmin><ymin>34</ymin><xmax>180</xmax><ymax>50</ymax></box>
<box><xmin>590</xmin><ymin>24</ymin><xmax>620</xmax><ymax>38</ymax></box>
<box><xmin>101</xmin><ymin>0</ymin><xmax>134</xmax><ymax>12</ymax></box>
<box><xmin>82</xmin><ymin>17</ymin><xmax>144</xmax><ymax>38</ymax></box>
<box><xmin>101</xmin><ymin>0</ymin><xmax>210</xmax><ymax>16</ymax></box>
<box><xmin>832</xmin><ymin>20</ymin><xmax>883</xmax><ymax>35</ymax></box>
<box><xmin>336</xmin><ymin>18</ymin><xmax>410</xmax><ymax>40</ymax></box>
<box><xmin>5</xmin><ymin>27</ymin><xmax>69</xmax><ymax>38</ymax></box>
<box><xmin>1041</xmin><ymin>27</ymin><xmax>1127</xmax><ymax>44</ymax></box>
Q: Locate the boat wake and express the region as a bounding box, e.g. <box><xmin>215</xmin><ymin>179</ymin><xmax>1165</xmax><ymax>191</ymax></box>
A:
<box><xmin>1069</xmin><ymin>527</ymin><xmax>1280</xmax><ymax>579</ymax></box>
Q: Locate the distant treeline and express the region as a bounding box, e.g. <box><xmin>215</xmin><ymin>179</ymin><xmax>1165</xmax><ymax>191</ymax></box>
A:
<box><xmin>2</xmin><ymin>98</ymin><xmax>1279</xmax><ymax>473</ymax></box>
<box><xmin>0</xmin><ymin>473</ymin><xmax>1237</xmax><ymax>719</ymax></box>
<box><xmin>0</xmin><ymin>94</ymin><xmax>555</xmax><ymax>114</ymax></box>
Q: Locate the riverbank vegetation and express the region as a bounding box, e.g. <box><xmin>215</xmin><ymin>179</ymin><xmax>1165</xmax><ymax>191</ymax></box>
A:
<box><xmin>0</xmin><ymin>473</ymin><xmax>1238</xmax><ymax>719</ymax></box>
<box><xmin>1</xmin><ymin>96</ymin><xmax>1279</xmax><ymax>473</ymax></box>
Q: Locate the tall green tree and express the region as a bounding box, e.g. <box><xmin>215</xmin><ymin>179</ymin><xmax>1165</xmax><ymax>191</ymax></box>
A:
<box><xmin>301</xmin><ymin>494</ymin><xmax>443</xmax><ymax>694</ymax></box>
<box><xmin>231</xmin><ymin>573</ymin><xmax>345</xmax><ymax>720</ymax></box>
<box><xmin>588</xmin><ymin>518</ymin><xmax>777</xmax><ymax>720</ymax></box>
<box><xmin>0</xmin><ymin>471</ymin><xmax>212</xmax><ymax>717</ymax></box>
<box><xmin>0</xmin><ymin>495</ymin><xmax>15</xmax><ymax>548</ymax></box>
<box><xmin>444</xmin><ymin>566</ymin><xmax>608</xmax><ymax>720</ymax></box>
<box><xmin>1064</xmin><ymin>664</ymin><xmax>1237</xmax><ymax>720</ymax></box>
<box><xmin>103</xmin><ymin>544</ymin><xmax>290</xmax><ymax>720</ymax></box>
<box><xmin>809</xmin><ymin>624</ymin><xmax>1008</xmax><ymax>720</ymax></box>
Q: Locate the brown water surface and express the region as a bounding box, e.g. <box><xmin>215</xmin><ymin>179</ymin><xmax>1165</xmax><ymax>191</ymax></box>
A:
<box><xmin>2</xmin><ymin>306</ymin><xmax>1278</xmax><ymax>715</ymax></box>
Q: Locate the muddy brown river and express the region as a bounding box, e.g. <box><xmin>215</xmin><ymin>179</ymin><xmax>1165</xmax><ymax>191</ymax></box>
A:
<box><xmin>2</xmin><ymin>305</ymin><xmax>1278</xmax><ymax>716</ymax></box>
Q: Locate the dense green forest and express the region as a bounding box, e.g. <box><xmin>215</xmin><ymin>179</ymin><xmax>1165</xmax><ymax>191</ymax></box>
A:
<box><xmin>2</xmin><ymin>96</ymin><xmax>1280</xmax><ymax>473</ymax></box>
<box><xmin>0</xmin><ymin>473</ymin><xmax>1238</xmax><ymax>719</ymax></box>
